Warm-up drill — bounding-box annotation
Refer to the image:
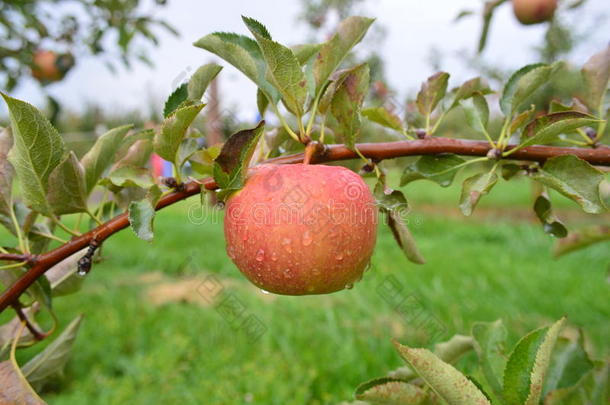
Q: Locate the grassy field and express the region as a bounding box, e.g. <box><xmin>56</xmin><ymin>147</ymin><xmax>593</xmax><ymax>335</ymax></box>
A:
<box><xmin>2</xmin><ymin>175</ymin><xmax>609</xmax><ymax>404</ymax></box>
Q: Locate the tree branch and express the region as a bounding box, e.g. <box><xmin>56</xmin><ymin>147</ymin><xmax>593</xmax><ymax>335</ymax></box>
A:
<box><xmin>0</xmin><ymin>137</ymin><xmax>609</xmax><ymax>313</ymax></box>
<box><xmin>0</xmin><ymin>253</ymin><xmax>35</xmax><ymax>263</ymax></box>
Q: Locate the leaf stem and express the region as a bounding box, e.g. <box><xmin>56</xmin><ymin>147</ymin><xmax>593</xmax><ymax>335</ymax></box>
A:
<box><xmin>8</xmin><ymin>201</ymin><xmax>26</xmax><ymax>253</ymax></box>
<box><xmin>87</xmin><ymin>209</ymin><xmax>103</xmax><ymax>226</ymax></box>
<box><xmin>272</xmin><ymin>104</ymin><xmax>301</xmax><ymax>143</ymax></box>
<box><xmin>0</xmin><ymin>261</ymin><xmax>27</xmax><ymax>271</ymax></box>
<box><xmin>30</xmin><ymin>231</ymin><xmax>68</xmax><ymax>244</ymax></box>
<box><xmin>51</xmin><ymin>216</ymin><xmax>80</xmax><ymax>237</ymax></box>
<box><xmin>429</xmin><ymin>157</ymin><xmax>490</xmax><ymax>178</ymax></box>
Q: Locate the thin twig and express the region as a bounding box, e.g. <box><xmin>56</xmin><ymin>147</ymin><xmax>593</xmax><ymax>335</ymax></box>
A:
<box><xmin>11</xmin><ymin>303</ymin><xmax>48</xmax><ymax>341</ymax></box>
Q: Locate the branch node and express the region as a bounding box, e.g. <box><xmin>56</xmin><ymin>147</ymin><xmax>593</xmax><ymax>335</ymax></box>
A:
<box><xmin>77</xmin><ymin>240</ymin><xmax>100</xmax><ymax>276</ymax></box>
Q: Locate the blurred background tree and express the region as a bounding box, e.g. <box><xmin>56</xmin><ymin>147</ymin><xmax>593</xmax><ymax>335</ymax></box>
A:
<box><xmin>0</xmin><ymin>0</ymin><xmax>176</xmax><ymax>92</ymax></box>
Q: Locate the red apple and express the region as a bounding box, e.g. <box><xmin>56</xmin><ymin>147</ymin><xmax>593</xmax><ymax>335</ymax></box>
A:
<box><xmin>31</xmin><ymin>50</ymin><xmax>74</xmax><ymax>83</ymax></box>
<box><xmin>224</xmin><ymin>164</ymin><xmax>378</xmax><ymax>295</ymax></box>
<box><xmin>512</xmin><ymin>0</ymin><xmax>557</xmax><ymax>25</ymax></box>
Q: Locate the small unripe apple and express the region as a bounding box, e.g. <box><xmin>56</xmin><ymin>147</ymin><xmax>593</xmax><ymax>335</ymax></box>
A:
<box><xmin>224</xmin><ymin>164</ymin><xmax>377</xmax><ymax>295</ymax></box>
<box><xmin>512</xmin><ymin>0</ymin><xmax>557</xmax><ymax>25</ymax></box>
<box><xmin>31</xmin><ymin>50</ymin><xmax>74</xmax><ymax>83</ymax></box>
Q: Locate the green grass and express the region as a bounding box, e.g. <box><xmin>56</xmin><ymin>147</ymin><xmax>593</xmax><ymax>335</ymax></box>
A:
<box><xmin>2</xmin><ymin>177</ymin><xmax>609</xmax><ymax>404</ymax></box>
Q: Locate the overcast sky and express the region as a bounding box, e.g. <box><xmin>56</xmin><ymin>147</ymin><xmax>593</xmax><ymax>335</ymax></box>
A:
<box><xmin>4</xmin><ymin>0</ymin><xmax>608</xmax><ymax>120</ymax></box>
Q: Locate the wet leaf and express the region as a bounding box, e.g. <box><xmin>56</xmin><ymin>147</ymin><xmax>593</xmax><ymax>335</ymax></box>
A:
<box><xmin>163</xmin><ymin>82</ymin><xmax>188</xmax><ymax>118</ymax></box>
<box><xmin>394</xmin><ymin>341</ymin><xmax>491</xmax><ymax>405</ymax></box>
<box><xmin>194</xmin><ymin>32</ymin><xmax>279</xmax><ymax>105</ymax></box>
<box><xmin>2</xmin><ymin>93</ymin><xmax>65</xmax><ymax>215</ymax></box>
<box><xmin>450</xmin><ymin>77</ymin><xmax>492</xmax><ymax>109</ymax></box>
<box><xmin>213</xmin><ymin>121</ymin><xmax>265</xmax><ymax>198</ymax></box>
<box><xmin>519</xmin><ymin>111</ymin><xmax>599</xmax><ymax>149</ymax></box>
<box><xmin>531</xmin><ymin>155</ymin><xmax>606</xmax><ymax>214</ymax></box>
<box><xmin>244</xmin><ymin>17</ymin><xmax>307</xmax><ymax>116</ymax></box>
<box><xmin>22</xmin><ymin>315</ymin><xmax>83</xmax><ymax>391</ymax></box>
<box><xmin>503</xmin><ymin>318</ymin><xmax>565</xmax><ymax>405</ymax></box>
<box><xmin>472</xmin><ymin>320</ymin><xmax>508</xmax><ymax>399</ymax></box>
<box><xmin>362</xmin><ymin>107</ymin><xmax>403</xmax><ymax>131</ymax></box>
<box><xmin>433</xmin><ymin>335</ymin><xmax>475</xmax><ymax>364</ymax></box>
<box><xmin>330</xmin><ymin>64</ymin><xmax>370</xmax><ymax>150</ymax></box>
<box><xmin>114</xmin><ymin>139</ymin><xmax>153</xmax><ymax>170</ymax></box>
<box><xmin>501</xmin><ymin>63</ymin><xmax>560</xmax><ymax>115</ymax></box>
<box><xmin>533</xmin><ymin>195</ymin><xmax>567</xmax><ymax>238</ymax></box>
<box><xmin>47</xmin><ymin>152</ymin><xmax>88</xmax><ymax>215</ymax></box>
<box><xmin>154</xmin><ymin>102</ymin><xmax>204</xmax><ymax>164</ymax></box>
<box><xmin>553</xmin><ymin>225</ymin><xmax>610</xmax><ymax>257</ymax></box>
<box><xmin>386</xmin><ymin>209</ymin><xmax>425</xmax><ymax>265</ymax></box>
<box><xmin>462</xmin><ymin>93</ymin><xmax>490</xmax><ymax>135</ymax></box>
<box><xmin>459</xmin><ymin>170</ymin><xmax>498</xmax><ymax>216</ymax></box>
<box><xmin>313</xmin><ymin>16</ymin><xmax>374</xmax><ymax>95</ymax></box>
<box><xmin>292</xmin><ymin>43</ymin><xmax>321</xmax><ymax>65</ymax></box>
<box><xmin>102</xmin><ymin>166</ymin><xmax>153</xmax><ymax>189</ymax></box>
<box><xmin>401</xmin><ymin>154</ymin><xmax>465</xmax><ymax>187</ymax></box>
<box><xmin>128</xmin><ymin>185</ymin><xmax>162</xmax><ymax>242</ymax></box>
<box><xmin>581</xmin><ymin>44</ymin><xmax>610</xmax><ymax>111</ymax></box>
<box><xmin>416</xmin><ymin>72</ymin><xmax>450</xmax><ymax>117</ymax></box>
<box><xmin>355</xmin><ymin>377</ymin><xmax>426</xmax><ymax>404</ymax></box>
<box><xmin>81</xmin><ymin>124</ymin><xmax>133</xmax><ymax>194</ymax></box>
<box><xmin>543</xmin><ymin>331</ymin><xmax>594</xmax><ymax>400</ymax></box>
<box><xmin>0</xmin><ymin>127</ymin><xmax>13</xmax><ymax>217</ymax></box>
<box><xmin>187</xmin><ymin>63</ymin><xmax>222</xmax><ymax>101</ymax></box>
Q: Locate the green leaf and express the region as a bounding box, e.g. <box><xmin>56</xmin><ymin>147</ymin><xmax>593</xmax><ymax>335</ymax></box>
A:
<box><xmin>501</xmin><ymin>163</ymin><xmax>522</xmax><ymax>181</ymax></box>
<box><xmin>22</xmin><ymin>315</ymin><xmax>84</xmax><ymax>391</ymax></box>
<box><xmin>401</xmin><ymin>154</ymin><xmax>466</xmax><ymax>188</ymax></box>
<box><xmin>533</xmin><ymin>195</ymin><xmax>567</xmax><ymax>238</ymax></box>
<box><xmin>433</xmin><ymin>335</ymin><xmax>475</xmax><ymax>364</ymax></box>
<box><xmin>213</xmin><ymin>121</ymin><xmax>265</xmax><ymax>198</ymax></box>
<box><xmin>0</xmin><ymin>359</ymin><xmax>45</xmax><ymax>405</ymax></box>
<box><xmin>462</xmin><ymin>93</ymin><xmax>490</xmax><ymax>135</ymax></box>
<box><xmin>163</xmin><ymin>83</ymin><xmax>188</xmax><ymax>118</ymax></box>
<box><xmin>501</xmin><ymin>63</ymin><xmax>560</xmax><ymax>115</ymax></box>
<box><xmin>292</xmin><ymin>43</ymin><xmax>322</xmax><ymax>65</ymax></box>
<box><xmin>509</xmin><ymin>105</ymin><xmax>537</xmax><ymax>135</ymax></box>
<box><xmin>102</xmin><ymin>166</ymin><xmax>154</xmax><ymax>189</ymax></box>
<box><xmin>2</xmin><ymin>93</ymin><xmax>65</xmax><ymax>215</ymax></box>
<box><xmin>581</xmin><ymin>45</ymin><xmax>610</xmax><ymax>111</ymax></box>
<box><xmin>128</xmin><ymin>185</ymin><xmax>162</xmax><ymax>242</ymax></box>
<box><xmin>416</xmin><ymin>72</ymin><xmax>450</xmax><ymax>117</ymax></box>
<box><xmin>386</xmin><ymin>207</ymin><xmax>425</xmax><ymax>265</ymax></box>
<box><xmin>256</xmin><ymin>88</ymin><xmax>269</xmax><ymax>116</ymax></box>
<box><xmin>330</xmin><ymin>63</ymin><xmax>370</xmax><ymax>150</ymax></box>
<box><xmin>459</xmin><ymin>170</ymin><xmax>498</xmax><ymax>216</ymax></box>
<box><xmin>154</xmin><ymin>102</ymin><xmax>205</xmax><ymax>164</ymax></box>
<box><xmin>0</xmin><ymin>127</ymin><xmax>13</xmax><ymax>217</ymax></box>
<box><xmin>355</xmin><ymin>377</ymin><xmax>426</xmax><ymax>404</ymax></box>
<box><xmin>47</xmin><ymin>152</ymin><xmax>88</xmax><ymax>215</ymax></box>
<box><xmin>472</xmin><ymin>320</ymin><xmax>508</xmax><ymax>399</ymax></box>
<box><xmin>177</xmin><ymin>138</ymin><xmax>201</xmax><ymax>170</ymax></box>
<box><xmin>114</xmin><ymin>139</ymin><xmax>153</xmax><ymax>170</ymax></box>
<box><xmin>362</xmin><ymin>107</ymin><xmax>404</xmax><ymax>131</ymax></box>
<box><xmin>543</xmin><ymin>332</ymin><xmax>594</xmax><ymax>400</ymax></box>
<box><xmin>531</xmin><ymin>155</ymin><xmax>606</xmax><ymax>214</ymax></box>
<box><xmin>81</xmin><ymin>124</ymin><xmax>133</xmax><ymax>194</ymax></box>
<box><xmin>244</xmin><ymin>17</ymin><xmax>307</xmax><ymax>116</ymax></box>
<box><xmin>518</xmin><ymin>111</ymin><xmax>599</xmax><ymax>149</ymax></box>
<box><xmin>553</xmin><ymin>225</ymin><xmax>610</xmax><ymax>257</ymax></box>
<box><xmin>189</xmin><ymin>145</ymin><xmax>222</xmax><ymax>176</ymax></box>
<box><xmin>394</xmin><ymin>341</ymin><xmax>491</xmax><ymax>405</ymax></box>
<box><xmin>450</xmin><ymin>77</ymin><xmax>492</xmax><ymax>109</ymax></box>
<box><xmin>313</xmin><ymin>16</ymin><xmax>374</xmax><ymax>95</ymax></box>
<box><xmin>241</xmin><ymin>16</ymin><xmax>271</xmax><ymax>39</ymax></box>
<box><xmin>187</xmin><ymin>63</ymin><xmax>223</xmax><ymax>101</ymax></box>
<box><xmin>503</xmin><ymin>318</ymin><xmax>565</xmax><ymax>405</ymax></box>
<box><xmin>194</xmin><ymin>32</ymin><xmax>279</xmax><ymax>105</ymax></box>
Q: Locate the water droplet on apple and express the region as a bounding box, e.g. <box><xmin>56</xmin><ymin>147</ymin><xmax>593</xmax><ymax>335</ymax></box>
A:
<box><xmin>283</xmin><ymin>268</ymin><xmax>292</xmax><ymax>279</ymax></box>
<box><xmin>271</xmin><ymin>252</ymin><xmax>278</xmax><ymax>261</ymax></box>
<box><xmin>344</xmin><ymin>283</ymin><xmax>354</xmax><ymax>290</ymax></box>
<box><xmin>260</xmin><ymin>289</ymin><xmax>270</xmax><ymax>295</ymax></box>
<box><xmin>302</xmin><ymin>230</ymin><xmax>312</xmax><ymax>246</ymax></box>
<box><xmin>335</xmin><ymin>253</ymin><xmax>344</xmax><ymax>261</ymax></box>
<box><xmin>281</xmin><ymin>238</ymin><xmax>291</xmax><ymax>245</ymax></box>
<box><xmin>255</xmin><ymin>249</ymin><xmax>265</xmax><ymax>262</ymax></box>
<box><xmin>312</xmin><ymin>268</ymin><xmax>321</xmax><ymax>276</ymax></box>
